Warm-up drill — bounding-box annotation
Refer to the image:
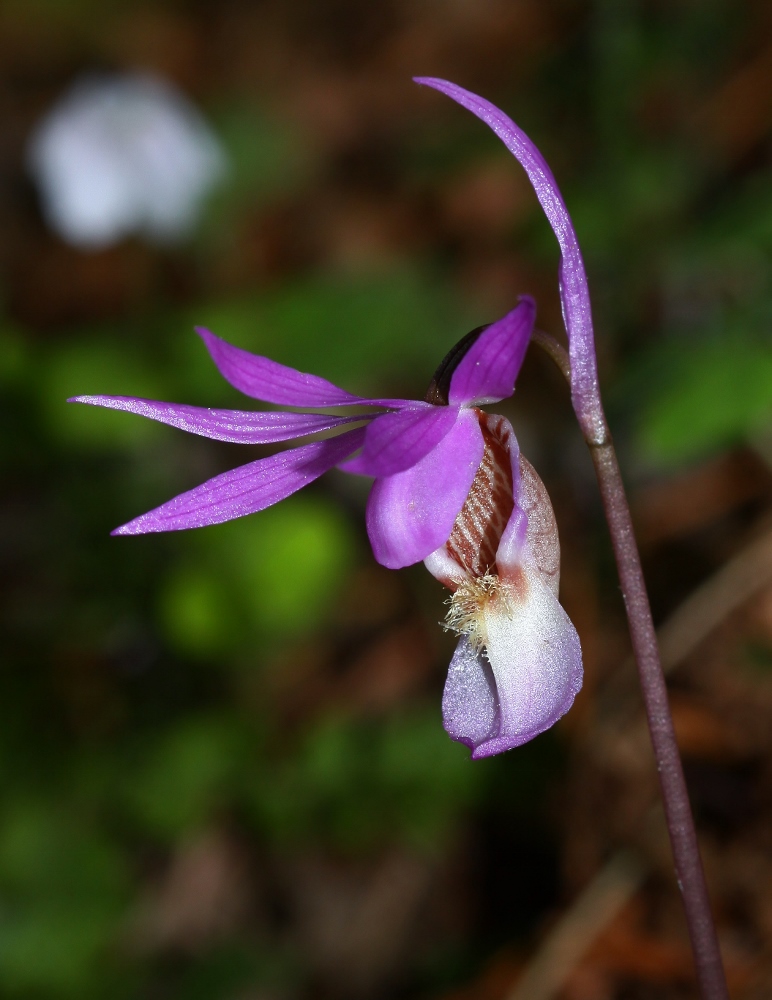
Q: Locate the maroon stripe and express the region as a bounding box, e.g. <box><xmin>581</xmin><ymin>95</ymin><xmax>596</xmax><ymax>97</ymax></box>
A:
<box><xmin>444</xmin><ymin>411</ymin><xmax>514</xmax><ymax>578</ymax></box>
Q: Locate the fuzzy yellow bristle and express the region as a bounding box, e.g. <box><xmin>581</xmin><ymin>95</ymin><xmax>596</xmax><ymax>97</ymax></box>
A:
<box><xmin>443</xmin><ymin>573</ymin><xmax>510</xmax><ymax>650</ymax></box>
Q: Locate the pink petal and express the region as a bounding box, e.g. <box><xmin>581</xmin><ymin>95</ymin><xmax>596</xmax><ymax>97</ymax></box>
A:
<box><xmin>414</xmin><ymin>78</ymin><xmax>603</xmax><ymax>439</ymax></box>
<box><xmin>70</xmin><ymin>395</ymin><xmax>366</xmax><ymax>444</ymax></box>
<box><xmin>197</xmin><ymin>327</ymin><xmax>416</xmax><ymax>409</ymax></box>
<box><xmin>448</xmin><ymin>298</ymin><xmax>535</xmax><ymax>405</ymax></box>
<box><xmin>341</xmin><ymin>405</ymin><xmax>460</xmax><ymax>477</ymax></box>
<box><xmin>112</xmin><ymin>426</ymin><xmax>366</xmax><ymax>535</ymax></box>
<box><xmin>365</xmin><ymin>409</ymin><xmax>484</xmax><ymax>569</ymax></box>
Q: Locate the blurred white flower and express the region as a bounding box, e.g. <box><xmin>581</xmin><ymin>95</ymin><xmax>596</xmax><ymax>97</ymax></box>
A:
<box><xmin>27</xmin><ymin>73</ymin><xmax>227</xmax><ymax>249</ymax></box>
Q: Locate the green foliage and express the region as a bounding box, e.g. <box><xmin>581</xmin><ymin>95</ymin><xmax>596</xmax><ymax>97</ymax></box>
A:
<box><xmin>158</xmin><ymin>565</ymin><xmax>239</xmax><ymax>658</ymax></box>
<box><xmin>0</xmin><ymin>326</ymin><xmax>28</xmax><ymax>387</ymax></box>
<box><xmin>206</xmin><ymin>102</ymin><xmax>315</xmax><ymax>211</ymax></box>
<box><xmin>39</xmin><ymin>339</ymin><xmax>166</xmax><ymax>452</ymax></box>
<box><xmin>250</xmin><ymin>709</ymin><xmax>478</xmax><ymax>854</ymax></box>
<box><xmin>121</xmin><ymin>715</ymin><xmax>246</xmax><ymax>839</ymax></box>
<box><xmin>637</xmin><ymin>333</ymin><xmax>772</xmax><ymax>464</ymax></box>
<box><xmin>0</xmin><ymin>801</ymin><xmax>129</xmax><ymax>996</ymax></box>
<box><xmin>159</xmin><ymin>493</ymin><xmax>359</xmax><ymax>654</ymax></box>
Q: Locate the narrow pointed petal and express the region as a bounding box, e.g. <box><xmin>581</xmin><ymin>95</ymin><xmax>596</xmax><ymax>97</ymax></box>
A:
<box><xmin>197</xmin><ymin>327</ymin><xmax>417</xmax><ymax>409</ymax></box>
<box><xmin>448</xmin><ymin>298</ymin><xmax>535</xmax><ymax>405</ymax></box>
<box><xmin>469</xmin><ymin>567</ymin><xmax>582</xmax><ymax>758</ymax></box>
<box><xmin>414</xmin><ymin>78</ymin><xmax>603</xmax><ymax>440</ymax></box>
<box><xmin>70</xmin><ymin>395</ymin><xmax>366</xmax><ymax>444</ymax></box>
<box><xmin>442</xmin><ymin>637</ymin><xmax>500</xmax><ymax>750</ymax></box>
<box><xmin>341</xmin><ymin>405</ymin><xmax>459</xmax><ymax>477</ymax></box>
<box><xmin>113</xmin><ymin>426</ymin><xmax>366</xmax><ymax>535</ymax></box>
<box><xmin>365</xmin><ymin>409</ymin><xmax>484</xmax><ymax>569</ymax></box>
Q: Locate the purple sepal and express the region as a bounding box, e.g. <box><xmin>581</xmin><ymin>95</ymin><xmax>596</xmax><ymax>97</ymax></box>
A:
<box><xmin>448</xmin><ymin>298</ymin><xmax>535</xmax><ymax>405</ymax></box>
<box><xmin>196</xmin><ymin>327</ymin><xmax>416</xmax><ymax>410</ymax></box>
<box><xmin>442</xmin><ymin>565</ymin><xmax>583</xmax><ymax>758</ymax></box>
<box><xmin>112</xmin><ymin>426</ymin><xmax>366</xmax><ymax>535</ymax></box>
<box><xmin>365</xmin><ymin>409</ymin><xmax>484</xmax><ymax>569</ymax></box>
<box><xmin>414</xmin><ymin>78</ymin><xmax>603</xmax><ymax>440</ymax></box>
<box><xmin>69</xmin><ymin>395</ymin><xmax>367</xmax><ymax>444</ymax></box>
<box><xmin>341</xmin><ymin>405</ymin><xmax>459</xmax><ymax>477</ymax></box>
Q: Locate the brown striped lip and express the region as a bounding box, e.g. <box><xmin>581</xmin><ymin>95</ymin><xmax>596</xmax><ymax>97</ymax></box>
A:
<box><xmin>443</xmin><ymin>411</ymin><xmax>515</xmax><ymax>582</ymax></box>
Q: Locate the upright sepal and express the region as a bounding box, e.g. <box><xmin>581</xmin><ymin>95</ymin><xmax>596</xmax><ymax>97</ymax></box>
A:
<box><xmin>414</xmin><ymin>77</ymin><xmax>605</xmax><ymax>442</ymax></box>
<box><xmin>448</xmin><ymin>297</ymin><xmax>535</xmax><ymax>406</ymax></box>
<box><xmin>197</xmin><ymin>327</ymin><xmax>413</xmax><ymax>409</ymax></box>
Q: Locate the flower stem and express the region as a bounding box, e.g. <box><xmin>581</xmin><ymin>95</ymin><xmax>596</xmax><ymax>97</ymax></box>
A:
<box><xmin>590</xmin><ymin>439</ymin><xmax>728</xmax><ymax>1000</ymax></box>
<box><xmin>532</xmin><ymin>332</ymin><xmax>729</xmax><ymax>1000</ymax></box>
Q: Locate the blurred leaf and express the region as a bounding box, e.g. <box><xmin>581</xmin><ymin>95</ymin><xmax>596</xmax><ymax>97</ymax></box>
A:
<box><xmin>39</xmin><ymin>340</ymin><xmax>166</xmax><ymax>452</ymax></box>
<box><xmin>0</xmin><ymin>326</ymin><xmax>28</xmax><ymax>387</ymax></box>
<box><xmin>207</xmin><ymin>102</ymin><xmax>314</xmax><ymax>208</ymax></box>
<box><xmin>160</xmin><ymin>494</ymin><xmax>359</xmax><ymax>649</ymax></box>
<box><xmin>123</xmin><ymin>716</ymin><xmax>245</xmax><ymax>839</ymax></box>
<box><xmin>0</xmin><ymin>903</ymin><xmax>116</xmax><ymax>996</ymax></box>
<box><xmin>249</xmin><ymin>709</ymin><xmax>477</xmax><ymax>854</ymax></box>
<box><xmin>0</xmin><ymin>800</ymin><xmax>129</xmax><ymax>995</ymax></box>
<box><xmin>218</xmin><ymin>494</ymin><xmax>358</xmax><ymax>636</ymax></box>
<box><xmin>636</xmin><ymin>333</ymin><xmax>772</xmax><ymax>463</ymax></box>
<box><xmin>0</xmin><ymin>803</ymin><xmax>126</xmax><ymax>899</ymax></box>
<box><xmin>158</xmin><ymin>565</ymin><xmax>241</xmax><ymax>658</ymax></box>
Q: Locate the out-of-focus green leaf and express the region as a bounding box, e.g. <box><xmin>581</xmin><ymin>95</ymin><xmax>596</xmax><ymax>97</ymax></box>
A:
<box><xmin>376</xmin><ymin>711</ymin><xmax>477</xmax><ymax>850</ymax></box>
<box><xmin>159</xmin><ymin>494</ymin><xmax>359</xmax><ymax>649</ymax></box>
<box><xmin>122</xmin><ymin>716</ymin><xmax>244</xmax><ymax>839</ymax></box>
<box><xmin>158</xmin><ymin>565</ymin><xmax>241</xmax><ymax>657</ymax></box>
<box><xmin>0</xmin><ymin>801</ymin><xmax>127</xmax><ymax>899</ymax></box>
<box><xmin>0</xmin><ymin>800</ymin><xmax>129</xmax><ymax>996</ymax></box>
<box><xmin>636</xmin><ymin>334</ymin><xmax>772</xmax><ymax>464</ymax></box>
<box><xmin>207</xmin><ymin>103</ymin><xmax>314</xmax><ymax>208</ymax></box>
<box><xmin>248</xmin><ymin>708</ymin><xmax>477</xmax><ymax>854</ymax></box>
<box><xmin>39</xmin><ymin>341</ymin><xmax>166</xmax><ymax>451</ymax></box>
<box><xmin>0</xmin><ymin>326</ymin><xmax>28</xmax><ymax>387</ymax></box>
<box><xmin>218</xmin><ymin>495</ymin><xmax>358</xmax><ymax>635</ymax></box>
<box><xmin>177</xmin><ymin>943</ymin><xmax>298</xmax><ymax>1000</ymax></box>
<box><xmin>0</xmin><ymin>904</ymin><xmax>115</xmax><ymax>996</ymax></box>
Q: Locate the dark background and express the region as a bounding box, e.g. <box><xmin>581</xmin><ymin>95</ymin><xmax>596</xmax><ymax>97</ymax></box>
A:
<box><xmin>2</xmin><ymin>1</ymin><xmax>772</xmax><ymax>997</ymax></box>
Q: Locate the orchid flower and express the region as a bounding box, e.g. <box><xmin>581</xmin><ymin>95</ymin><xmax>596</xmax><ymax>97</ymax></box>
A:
<box><xmin>72</xmin><ymin>81</ymin><xmax>590</xmax><ymax>760</ymax></box>
<box><xmin>72</xmin><ymin>302</ymin><xmax>581</xmax><ymax>758</ymax></box>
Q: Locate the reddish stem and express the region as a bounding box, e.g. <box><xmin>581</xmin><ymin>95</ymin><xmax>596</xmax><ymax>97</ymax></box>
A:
<box><xmin>590</xmin><ymin>438</ymin><xmax>728</xmax><ymax>1000</ymax></box>
<box><xmin>533</xmin><ymin>333</ymin><xmax>729</xmax><ymax>999</ymax></box>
